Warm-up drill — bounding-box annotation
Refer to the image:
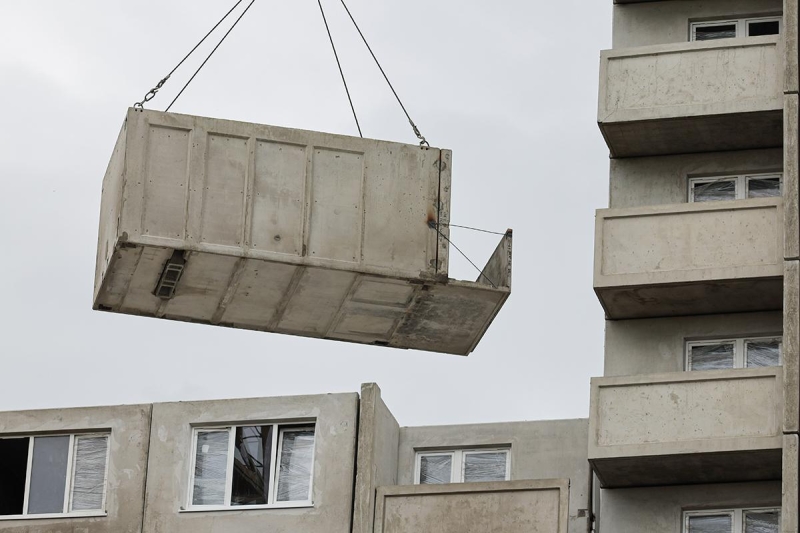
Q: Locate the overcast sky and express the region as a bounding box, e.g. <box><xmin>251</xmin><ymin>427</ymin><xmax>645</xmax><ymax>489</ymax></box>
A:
<box><xmin>0</xmin><ymin>1</ymin><xmax>612</xmax><ymax>426</ymax></box>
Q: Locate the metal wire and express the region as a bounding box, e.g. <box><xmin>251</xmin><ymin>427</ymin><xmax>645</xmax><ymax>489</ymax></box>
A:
<box><xmin>436</xmin><ymin>223</ymin><xmax>510</xmax><ymax>237</ymax></box>
<box><xmin>317</xmin><ymin>0</ymin><xmax>362</xmax><ymax>137</ymax></box>
<box><xmin>134</xmin><ymin>0</ymin><xmax>245</xmax><ymax>109</ymax></box>
<box><xmin>338</xmin><ymin>0</ymin><xmax>429</xmax><ymax>147</ymax></box>
<box><xmin>429</xmin><ymin>223</ymin><xmax>499</xmax><ymax>288</ymax></box>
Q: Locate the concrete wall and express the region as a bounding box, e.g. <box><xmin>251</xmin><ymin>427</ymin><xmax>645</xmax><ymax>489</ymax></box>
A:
<box><xmin>604</xmin><ymin>311</ymin><xmax>782</xmax><ymax>377</ymax></box>
<box><xmin>613</xmin><ymin>0</ymin><xmax>784</xmax><ymax>49</ymax></box>
<box><xmin>0</xmin><ymin>404</ymin><xmax>152</xmax><ymax>533</ymax></box>
<box><xmin>396</xmin><ymin>419</ymin><xmax>590</xmax><ymax>533</ymax></box>
<box><xmin>352</xmin><ymin>384</ymin><xmax>399</xmax><ymax>533</ymax></box>
<box><xmin>141</xmin><ymin>393</ymin><xmax>358</xmax><ymax>533</ymax></box>
<box><xmin>608</xmin><ymin>149</ymin><xmax>783</xmax><ymax>209</ymax></box>
<box><xmin>374</xmin><ymin>480</ymin><xmax>569</xmax><ymax>533</ymax></box>
<box><xmin>598</xmin><ymin>481</ymin><xmax>781</xmax><ymax>533</ymax></box>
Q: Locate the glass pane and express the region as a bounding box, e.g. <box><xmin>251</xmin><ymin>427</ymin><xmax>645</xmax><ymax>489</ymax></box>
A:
<box><xmin>748</xmin><ymin>21</ymin><xmax>780</xmax><ymax>37</ymax></box>
<box><xmin>192</xmin><ymin>431</ymin><xmax>229</xmax><ymax>506</ymax></box>
<box><xmin>692</xmin><ymin>180</ymin><xmax>736</xmax><ymax>202</ymax></box>
<box><xmin>71</xmin><ymin>436</ymin><xmax>108</xmax><ymax>511</ymax></box>
<box><xmin>695</xmin><ymin>24</ymin><xmax>737</xmax><ymax>41</ymax></box>
<box><xmin>690</xmin><ymin>343</ymin><xmax>735</xmax><ymax>371</ymax></box>
<box><xmin>28</xmin><ymin>436</ymin><xmax>70</xmax><ymax>515</ymax></box>
<box><xmin>746</xmin><ymin>340</ymin><xmax>781</xmax><ymax>368</ymax></box>
<box><xmin>748</xmin><ymin>178</ymin><xmax>781</xmax><ymax>198</ymax></box>
<box><xmin>745</xmin><ymin>510</ymin><xmax>780</xmax><ymax>533</ymax></box>
<box><xmin>276</xmin><ymin>429</ymin><xmax>315</xmax><ymax>502</ymax></box>
<box><xmin>231</xmin><ymin>426</ymin><xmax>272</xmax><ymax>506</ymax></box>
<box><xmin>688</xmin><ymin>514</ymin><xmax>733</xmax><ymax>533</ymax></box>
<box><xmin>419</xmin><ymin>455</ymin><xmax>452</xmax><ymax>485</ymax></box>
<box><xmin>0</xmin><ymin>437</ymin><xmax>29</xmax><ymax>516</ymax></box>
<box><xmin>463</xmin><ymin>452</ymin><xmax>507</xmax><ymax>483</ymax></box>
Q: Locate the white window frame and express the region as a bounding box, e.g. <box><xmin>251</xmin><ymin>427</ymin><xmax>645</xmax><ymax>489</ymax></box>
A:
<box><xmin>690</xmin><ymin>17</ymin><xmax>782</xmax><ymax>41</ymax></box>
<box><xmin>414</xmin><ymin>448</ymin><xmax>511</xmax><ymax>485</ymax></box>
<box><xmin>683</xmin><ymin>507</ymin><xmax>780</xmax><ymax>533</ymax></box>
<box><xmin>186</xmin><ymin>423</ymin><xmax>316</xmax><ymax>512</ymax></box>
<box><xmin>0</xmin><ymin>433</ymin><xmax>110</xmax><ymax>521</ymax></box>
<box><xmin>688</xmin><ymin>173</ymin><xmax>782</xmax><ymax>202</ymax></box>
<box><xmin>686</xmin><ymin>336</ymin><xmax>782</xmax><ymax>371</ymax></box>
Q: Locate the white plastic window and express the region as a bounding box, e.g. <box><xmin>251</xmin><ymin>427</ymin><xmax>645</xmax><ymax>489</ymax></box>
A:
<box><xmin>0</xmin><ymin>434</ymin><xmax>110</xmax><ymax>519</ymax></box>
<box><xmin>415</xmin><ymin>449</ymin><xmax>509</xmax><ymax>485</ymax></box>
<box><xmin>687</xmin><ymin>337</ymin><xmax>782</xmax><ymax>371</ymax></box>
<box><xmin>690</xmin><ymin>17</ymin><xmax>781</xmax><ymax>41</ymax></box>
<box><xmin>684</xmin><ymin>508</ymin><xmax>780</xmax><ymax>533</ymax></box>
<box><xmin>188</xmin><ymin>424</ymin><xmax>315</xmax><ymax>510</ymax></box>
<box><xmin>689</xmin><ymin>174</ymin><xmax>782</xmax><ymax>202</ymax></box>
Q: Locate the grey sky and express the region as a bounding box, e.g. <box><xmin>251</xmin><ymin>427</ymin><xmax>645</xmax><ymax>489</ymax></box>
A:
<box><xmin>0</xmin><ymin>1</ymin><xmax>612</xmax><ymax>426</ymax></box>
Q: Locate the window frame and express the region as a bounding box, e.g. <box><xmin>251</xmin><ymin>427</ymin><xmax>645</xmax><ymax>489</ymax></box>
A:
<box><xmin>688</xmin><ymin>173</ymin><xmax>782</xmax><ymax>202</ymax></box>
<box><xmin>0</xmin><ymin>432</ymin><xmax>111</xmax><ymax>521</ymax></box>
<box><xmin>686</xmin><ymin>336</ymin><xmax>782</xmax><ymax>371</ymax></box>
<box><xmin>683</xmin><ymin>507</ymin><xmax>780</xmax><ymax>533</ymax></box>
<box><xmin>690</xmin><ymin>16</ymin><xmax>782</xmax><ymax>41</ymax></box>
<box><xmin>186</xmin><ymin>423</ymin><xmax>316</xmax><ymax>512</ymax></box>
<box><xmin>414</xmin><ymin>448</ymin><xmax>511</xmax><ymax>485</ymax></box>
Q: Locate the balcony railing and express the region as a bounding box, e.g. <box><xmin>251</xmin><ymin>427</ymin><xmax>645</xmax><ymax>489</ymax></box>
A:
<box><xmin>598</xmin><ymin>36</ymin><xmax>784</xmax><ymax>157</ymax></box>
<box><xmin>589</xmin><ymin>368</ymin><xmax>783</xmax><ymax>487</ymax></box>
<box><xmin>594</xmin><ymin>198</ymin><xmax>783</xmax><ymax>319</ymax></box>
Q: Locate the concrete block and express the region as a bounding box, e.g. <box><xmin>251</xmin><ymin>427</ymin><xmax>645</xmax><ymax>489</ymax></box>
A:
<box><xmin>0</xmin><ymin>404</ymin><xmax>152</xmax><ymax>533</ymax></box>
<box><xmin>786</xmin><ymin>0</ymin><xmax>799</xmax><ymax>95</ymax></box>
<box><xmin>373</xmin><ymin>479</ymin><xmax>569</xmax><ymax>533</ymax></box>
<box><xmin>598</xmin><ymin>37</ymin><xmax>784</xmax><ymax>157</ymax></box>
<box><xmin>786</xmin><ymin>95</ymin><xmax>800</xmax><ymax>260</ymax></box>
<box><xmin>595</xmin><ymin>199</ymin><xmax>784</xmax><ymax>319</ymax></box>
<box><xmin>94</xmin><ymin>109</ymin><xmax>511</xmax><ymax>355</ymax></box>
<box><xmin>589</xmin><ymin>369</ymin><xmax>784</xmax><ymax>487</ymax></box>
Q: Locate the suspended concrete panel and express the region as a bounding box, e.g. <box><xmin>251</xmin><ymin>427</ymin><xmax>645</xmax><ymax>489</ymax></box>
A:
<box><xmin>94</xmin><ymin>109</ymin><xmax>511</xmax><ymax>355</ymax></box>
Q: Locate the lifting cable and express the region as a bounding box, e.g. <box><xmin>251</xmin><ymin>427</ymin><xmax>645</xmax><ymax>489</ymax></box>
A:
<box><xmin>336</xmin><ymin>0</ymin><xmax>429</xmax><ymax>148</ymax></box>
<box><xmin>316</xmin><ymin>0</ymin><xmax>362</xmax><ymax>137</ymax></box>
<box><xmin>133</xmin><ymin>0</ymin><xmax>256</xmax><ymax>111</ymax></box>
<box><xmin>429</xmin><ymin>223</ymin><xmax>500</xmax><ymax>289</ymax></box>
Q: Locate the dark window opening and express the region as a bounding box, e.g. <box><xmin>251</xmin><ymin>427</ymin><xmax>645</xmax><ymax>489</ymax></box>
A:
<box><xmin>231</xmin><ymin>426</ymin><xmax>272</xmax><ymax>506</ymax></box>
<box><xmin>0</xmin><ymin>438</ymin><xmax>30</xmax><ymax>516</ymax></box>
<box><xmin>748</xmin><ymin>21</ymin><xmax>780</xmax><ymax>36</ymax></box>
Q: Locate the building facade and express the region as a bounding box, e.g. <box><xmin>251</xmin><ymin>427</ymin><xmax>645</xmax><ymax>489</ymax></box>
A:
<box><xmin>592</xmin><ymin>1</ymin><xmax>798</xmax><ymax>532</ymax></box>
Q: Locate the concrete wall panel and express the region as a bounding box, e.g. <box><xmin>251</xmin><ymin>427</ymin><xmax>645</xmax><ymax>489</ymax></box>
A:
<box><xmin>142</xmin><ymin>393</ymin><xmax>358</xmax><ymax>533</ymax></box>
<box><xmin>0</xmin><ymin>404</ymin><xmax>152</xmax><ymax>533</ymax></box>
<box><xmin>374</xmin><ymin>480</ymin><xmax>569</xmax><ymax>533</ymax></box>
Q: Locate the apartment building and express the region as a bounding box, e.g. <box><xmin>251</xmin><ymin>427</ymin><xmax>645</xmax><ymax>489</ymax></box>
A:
<box><xmin>592</xmin><ymin>1</ymin><xmax>798</xmax><ymax>533</ymax></box>
<box><xmin>0</xmin><ymin>384</ymin><xmax>588</xmax><ymax>533</ymax></box>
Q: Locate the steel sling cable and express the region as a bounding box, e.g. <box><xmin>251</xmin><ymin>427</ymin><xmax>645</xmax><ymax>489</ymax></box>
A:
<box><xmin>337</xmin><ymin>0</ymin><xmax>429</xmax><ymax>147</ymax></box>
<box><xmin>134</xmin><ymin>0</ymin><xmax>246</xmax><ymax>109</ymax></box>
<box><xmin>166</xmin><ymin>0</ymin><xmax>257</xmax><ymax>111</ymax></box>
<box><xmin>429</xmin><ymin>223</ymin><xmax>499</xmax><ymax>289</ymax></box>
<box><xmin>317</xmin><ymin>0</ymin><xmax>363</xmax><ymax>137</ymax></box>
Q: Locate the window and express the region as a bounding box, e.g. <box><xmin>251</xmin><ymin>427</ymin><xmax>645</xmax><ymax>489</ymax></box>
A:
<box><xmin>0</xmin><ymin>434</ymin><xmax>109</xmax><ymax>518</ymax></box>
<box><xmin>691</xmin><ymin>17</ymin><xmax>781</xmax><ymax>41</ymax></box>
<box><xmin>188</xmin><ymin>424</ymin><xmax>315</xmax><ymax>510</ymax></box>
<box><xmin>685</xmin><ymin>508</ymin><xmax>780</xmax><ymax>533</ymax></box>
<box><xmin>689</xmin><ymin>174</ymin><xmax>782</xmax><ymax>202</ymax></box>
<box><xmin>415</xmin><ymin>449</ymin><xmax>509</xmax><ymax>485</ymax></box>
<box><xmin>687</xmin><ymin>337</ymin><xmax>782</xmax><ymax>371</ymax></box>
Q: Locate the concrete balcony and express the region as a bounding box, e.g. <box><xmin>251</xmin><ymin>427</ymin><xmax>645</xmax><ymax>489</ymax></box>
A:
<box><xmin>594</xmin><ymin>198</ymin><xmax>783</xmax><ymax>319</ymax></box>
<box><xmin>598</xmin><ymin>36</ymin><xmax>784</xmax><ymax>157</ymax></box>
<box><xmin>589</xmin><ymin>368</ymin><xmax>783</xmax><ymax>488</ymax></box>
<box><xmin>373</xmin><ymin>480</ymin><xmax>569</xmax><ymax>533</ymax></box>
